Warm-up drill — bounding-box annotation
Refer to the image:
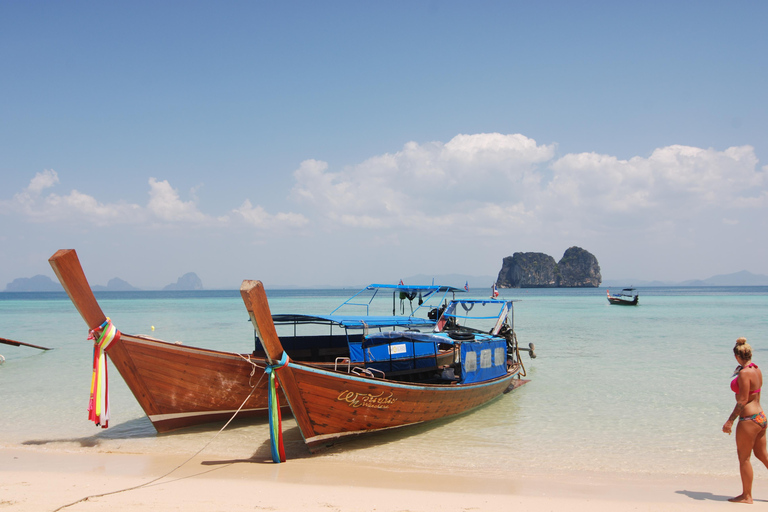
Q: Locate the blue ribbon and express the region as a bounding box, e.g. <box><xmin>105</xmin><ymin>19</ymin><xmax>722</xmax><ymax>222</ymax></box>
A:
<box><xmin>266</xmin><ymin>351</ymin><xmax>289</xmax><ymax>463</ymax></box>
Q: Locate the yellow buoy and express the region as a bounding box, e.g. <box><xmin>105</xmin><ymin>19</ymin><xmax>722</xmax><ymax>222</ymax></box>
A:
<box><xmin>151</xmin><ymin>326</ymin><xmax>155</xmax><ymax>331</ymax></box>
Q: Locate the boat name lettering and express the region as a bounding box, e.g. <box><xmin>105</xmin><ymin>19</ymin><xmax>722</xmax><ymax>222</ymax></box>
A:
<box><xmin>336</xmin><ymin>390</ymin><xmax>398</xmax><ymax>409</ymax></box>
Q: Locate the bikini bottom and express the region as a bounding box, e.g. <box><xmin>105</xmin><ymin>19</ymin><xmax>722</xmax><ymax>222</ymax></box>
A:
<box><xmin>739</xmin><ymin>411</ymin><xmax>768</xmax><ymax>429</ymax></box>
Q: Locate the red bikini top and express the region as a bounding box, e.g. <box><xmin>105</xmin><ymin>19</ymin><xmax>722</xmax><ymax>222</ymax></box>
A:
<box><xmin>732</xmin><ymin>363</ymin><xmax>762</xmax><ymax>394</ymax></box>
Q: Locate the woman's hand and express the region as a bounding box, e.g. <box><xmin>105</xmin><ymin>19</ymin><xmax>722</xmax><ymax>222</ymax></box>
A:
<box><xmin>723</xmin><ymin>420</ymin><xmax>734</xmax><ymax>434</ymax></box>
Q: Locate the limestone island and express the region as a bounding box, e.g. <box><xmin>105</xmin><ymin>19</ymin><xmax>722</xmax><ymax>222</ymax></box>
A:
<box><xmin>496</xmin><ymin>246</ymin><xmax>601</xmax><ymax>288</ymax></box>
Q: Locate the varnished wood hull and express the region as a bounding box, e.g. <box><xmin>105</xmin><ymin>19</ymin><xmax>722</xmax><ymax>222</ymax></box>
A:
<box><xmin>108</xmin><ymin>335</ymin><xmax>459</xmax><ymax>433</ymax></box>
<box><xmin>108</xmin><ymin>334</ymin><xmax>281</xmax><ymax>432</ymax></box>
<box><xmin>282</xmin><ymin>361</ymin><xmax>524</xmax><ymax>450</ymax></box>
<box><xmin>241</xmin><ymin>279</ymin><xmax>529</xmax><ymax>454</ymax></box>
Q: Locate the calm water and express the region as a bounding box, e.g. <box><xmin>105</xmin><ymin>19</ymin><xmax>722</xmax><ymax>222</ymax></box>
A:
<box><xmin>1</xmin><ymin>286</ymin><xmax>767</xmax><ymax>477</ymax></box>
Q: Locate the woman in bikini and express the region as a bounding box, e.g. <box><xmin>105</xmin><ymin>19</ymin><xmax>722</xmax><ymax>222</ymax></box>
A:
<box><xmin>723</xmin><ymin>337</ymin><xmax>768</xmax><ymax>504</ymax></box>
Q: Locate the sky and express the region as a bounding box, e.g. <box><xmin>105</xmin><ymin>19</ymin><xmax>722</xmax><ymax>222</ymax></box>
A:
<box><xmin>1</xmin><ymin>1</ymin><xmax>767</xmax><ymax>289</ymax></box>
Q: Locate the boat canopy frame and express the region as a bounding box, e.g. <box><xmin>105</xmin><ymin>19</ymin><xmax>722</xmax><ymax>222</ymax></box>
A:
<box><xmin>330</xmin><ymin>283</ymin><xmax>464</xmax><ymax>317</ymax></box>
<box><xmin>436</xmin><ymin>299</ymin><xmax>517</xmax><ymax>336</ymax></box>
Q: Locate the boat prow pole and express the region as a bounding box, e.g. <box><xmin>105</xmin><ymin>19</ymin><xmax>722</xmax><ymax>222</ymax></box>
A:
<box><xmin>48</xmin><ymin>249</ymin><xmax>107</xmax><ymax>330</ymax></box>
<box><xmin>240</xmin><ymin>279</ymin><xmax>317</xmax><ymax>452</ymax></box>
<box><xmin>240</xmin><ymin>280</ymin><xmax>285</xmax><ymax>364</ymax></box>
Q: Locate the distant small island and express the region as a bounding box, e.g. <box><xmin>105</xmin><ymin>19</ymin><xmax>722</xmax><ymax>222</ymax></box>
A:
<box><xmin>163</xmin><ymin>272</ymin><xmax>203</xmax><ymax>291</ymax></box>
<box><xmin>3</xmin><ymin>272</ymin><xmax>204</xmax><ymax>291</ymax></box>
<box><xmin>92</xmin><ymin>277</ymin><xmax>141</xmax><ymax>291</ymax></box>
<box><xmin>4</xmin><ymin>275</ymin><xmax>63</xmax><ymax>292</ymax></box>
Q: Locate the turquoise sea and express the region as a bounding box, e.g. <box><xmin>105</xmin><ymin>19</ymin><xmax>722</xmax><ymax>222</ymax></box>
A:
<box><xmin>1</xmin><ymin>286</ymin><xmax>767</xmax><ymax>478</ymax></box>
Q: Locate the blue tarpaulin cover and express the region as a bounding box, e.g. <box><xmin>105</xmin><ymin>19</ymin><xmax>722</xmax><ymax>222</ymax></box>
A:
<box><xmin>459</xmin><ymin>337</ymin><xmax>507</xmax><ymax>384</ymax></box>
<box><xmin>350</xmin><ymin>331</ymin><xmax>447</xmax><ymax>372</ymax></box>
<box><xmin>351</xmin><ymin>331</ymin><xmax>508</xmax><ymax>383</ymax></box>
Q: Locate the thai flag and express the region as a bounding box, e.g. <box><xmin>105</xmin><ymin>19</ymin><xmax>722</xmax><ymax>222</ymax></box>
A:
<box><xmin>492</xmin><ymin>283</ymin><xmax>499</xmax><ymax>298</ymax></box>
<box><xmin>464</xmin><ymin>281</ymin><xmax>469</xmax><ymax>291</ymax></box>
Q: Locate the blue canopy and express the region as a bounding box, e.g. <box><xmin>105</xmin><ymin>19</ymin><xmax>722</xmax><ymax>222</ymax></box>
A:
<box><xmin>366</xmin><ymin>284</ymin><xmax>464</xmax><ymax>293</ymax></box>
<box><xmin>271</xmin><ymin>314</ymin><xmax>435</xmax><ymax>329</ymax></box>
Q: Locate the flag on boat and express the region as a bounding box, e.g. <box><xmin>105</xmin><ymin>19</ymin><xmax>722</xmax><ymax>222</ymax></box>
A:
<box><xmin>464</xmin><ymin>281</ymin><xmax>469</xmax><ymax>291</ymax></box>
<box><xmin>492</xmin><ymin>283</ymin><xmax>499</xmax><ymax>298</ymax></box>
<box><xmin>399</xmin><ymin>279</ymin><xmax>403</xmax><ymax>285</ymax></box>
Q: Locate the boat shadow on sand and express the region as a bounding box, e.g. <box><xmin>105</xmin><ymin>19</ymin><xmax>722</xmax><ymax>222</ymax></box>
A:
<box><xmin>20</xmin><ymin>415</ymin><xmax>266</xmax><ymax>448</ymax></box>
<box><xmin>204</xmin><ymin>391</ymin><xmax>518</xmax><ymax>465</ymax></box>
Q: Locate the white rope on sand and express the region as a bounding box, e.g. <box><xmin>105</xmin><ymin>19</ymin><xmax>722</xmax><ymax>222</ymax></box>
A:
<box><xmin>51</xmin><ymin>355</ymin><xmax>268</xmax><ymax>512</ymax></box>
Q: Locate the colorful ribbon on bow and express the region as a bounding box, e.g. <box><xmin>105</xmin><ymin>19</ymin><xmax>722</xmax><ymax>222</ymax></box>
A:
<box><xmin>266</xmin><ymin>351</ymin><xmax>289</xmax><ymax>463</ymax></box>
<box><xmin>87</xmin><ymin>318</ymin><xmax>121</xmax><ymax>428</ymax></box>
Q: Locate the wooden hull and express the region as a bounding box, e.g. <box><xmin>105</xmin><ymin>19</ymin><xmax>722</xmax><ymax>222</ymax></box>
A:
<box><xmin>281</xmin><ymin>361</ymin><xmax>523</xmax><ymax>450</ymax></box>
<box><xmin>104</xmin><ymin>334</ymin><xmax>461</xmax><ymax>433</ymax></box>
<box><xmin>108</xmin><ymin>334</ymin><xmax>281</xmax><ymax>432</ymax></box>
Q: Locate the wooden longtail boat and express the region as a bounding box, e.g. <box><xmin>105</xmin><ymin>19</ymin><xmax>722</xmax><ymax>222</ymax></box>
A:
<box><xmin>49</xmin><ymin>249</ymin><xmax>279</xmax><ymax>432</ymax></box>
<box><xmin>48</xmin><ymin>249</ymin><xmax>463</xmax><ymax>433</ymax></box>
<box><xmin>240</xmin><ymin>279</ymin><xmax>531</xmax><ymax>455</ymax></box>
<box><xmin>607</xmin><ymin>287</ymin><xmax>639</xmax><ymax>306</ymax></box>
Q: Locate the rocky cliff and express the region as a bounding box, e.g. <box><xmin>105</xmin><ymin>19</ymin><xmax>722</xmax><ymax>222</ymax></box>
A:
<box><xmin>496</xmin><ymin>247</ymin><xmax>601</xmax><ymax>288</ymax></box>
<box><xmin>496</xmin><ymin>252</ymin><xmax>558</xmax><ymax>288</ymax></box>
<box><xmin>557</xmin><ymin>246</ymin><xmax>602</xmax><ymax>287</ymax></box>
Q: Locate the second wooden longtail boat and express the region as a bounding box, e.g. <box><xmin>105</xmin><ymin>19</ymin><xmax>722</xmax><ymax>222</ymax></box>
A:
<box><xmin>240</xmin><ymin>279</ymin><xmax>531</xmax><ymax>458</ymax></box>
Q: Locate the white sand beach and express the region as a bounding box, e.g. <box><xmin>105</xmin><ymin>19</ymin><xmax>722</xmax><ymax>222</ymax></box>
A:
<box><xmin>0</xmin><ymin>447</ymin><xmax>755</xmax><ymax>512</ymax></box>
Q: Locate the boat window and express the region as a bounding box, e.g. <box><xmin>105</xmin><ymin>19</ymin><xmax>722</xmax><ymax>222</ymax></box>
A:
<box><xmin>494</xmin><ymin>347</ymin><xmax>505</xmax><ymax>366</ymax></box>
<box><xmin>480</xmin><ymin>349</ymin><xmax>492</xmax><ymax>369</ymax></box>
<box><xmin>464</xmin><ymin>351</ymin><xmax>477</xmax><ymax>372</ymax></box>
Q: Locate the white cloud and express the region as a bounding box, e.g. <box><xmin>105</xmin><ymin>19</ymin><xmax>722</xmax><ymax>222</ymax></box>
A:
<box><xmin>544</xmin><ymin>144</ymin><xmax>765</xmax><ymax>229</ymax></box>
<box><xmin>146</xmin><ymin>178</ymin><xmax>211</xmax><ymax>223</ymax></box>
<box><xmin>288</xmin><ymin>136</ymin><xmax>767</xmax><ymax>245</ymax></box>
<box><xmin>3</xmin><ymin>136</ymin><xmax>765</xmax><ymax>248</ymax></box>
<box><xmin>233</xmin><ymin>199</ymin><xmax>309</xmax><ymax>229</ymax></box>
<box><xmin>27</xmin><ymin>169</ymin><xmax>59</xmax><ymax>193</ymax></box>
<box><xmin>290</xmin><ymin>133</ymin><xmax>554</xmax><ymax>231</ymax></box>
<box><xmin>1</xmin><ymin>169</ymin><xmax>144</xmax><ymax>225</ymax></box>
<box><xmin>1</xmin><ymin>172</ymin><xmax>231</xmax><ymax>227</ymax></box>
<box><xmin>43</xmin><ymin>189</ymin><xmax>144</xmax><ymax>226</ymax></box>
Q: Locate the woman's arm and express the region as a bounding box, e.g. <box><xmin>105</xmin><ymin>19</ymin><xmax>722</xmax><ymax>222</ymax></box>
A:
<box><xmin>723</xmin><ymin>372</ymin><xmax>751</xmax><ymax>434</ymax></box>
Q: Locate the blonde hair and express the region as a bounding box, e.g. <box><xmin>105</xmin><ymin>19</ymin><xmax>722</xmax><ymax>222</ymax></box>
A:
<box><xmin>734</xmin><ymin>337</ymin><xmax>752</xmax><ymax>361</ymax></box>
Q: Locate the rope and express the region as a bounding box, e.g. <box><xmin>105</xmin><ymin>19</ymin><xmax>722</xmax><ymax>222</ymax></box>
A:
<box><xmin>512</xmin><ymin>331</ymin><xmax>527</xmax><ymax>377</ymax></box>
<box><xmin>52</xmin><ymin>352</ymin><xmax>268</xmax><ymax>512</ymax></box>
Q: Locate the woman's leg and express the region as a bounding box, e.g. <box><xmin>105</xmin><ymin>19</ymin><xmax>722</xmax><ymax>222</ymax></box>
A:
<box><xmin>752</xmin><ymin>423</ymin><xmax>768</xmax><ymax>470</ymax></box>
<box><xmin>731</xmin><ymin>419</ymin><xmax>761</xmax><ymax>503</ymax></box>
